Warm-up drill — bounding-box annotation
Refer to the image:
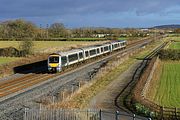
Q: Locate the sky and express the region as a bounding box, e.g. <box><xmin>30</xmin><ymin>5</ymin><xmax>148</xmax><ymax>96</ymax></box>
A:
<box><xmin>0</xmin><ymin>0</ymin><xmax>180</xmax><ymax>28</ymax></box>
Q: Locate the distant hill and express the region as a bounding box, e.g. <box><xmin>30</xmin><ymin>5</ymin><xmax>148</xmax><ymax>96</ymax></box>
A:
<box><xmin>153</xmin><ymin>24</ymin><xmax>180</xmax><ymax>29</ymax></box>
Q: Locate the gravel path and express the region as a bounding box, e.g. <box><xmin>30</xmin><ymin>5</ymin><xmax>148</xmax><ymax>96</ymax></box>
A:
<box><xmin>88</xmin><ymin>60</ymin><xmax>149</xmax><ymax>120</ymax></box>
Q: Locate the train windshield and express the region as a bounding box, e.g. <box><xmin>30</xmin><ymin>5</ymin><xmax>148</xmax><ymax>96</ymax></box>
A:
<box><xmin>49</xmin><ymin>56</ymin><xmax>59</xmax><ymax>63</ymax></box>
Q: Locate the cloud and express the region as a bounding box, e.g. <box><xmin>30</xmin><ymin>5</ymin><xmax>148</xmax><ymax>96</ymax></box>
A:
<box><xmin>1</xmin><ymin>0</ymin><xmax>180</xmax><ymax>17</ymax></box>
<box><xmin>0</xmin><ymin>0</ymin><xmax>180</xmax><ymax>27</ymax></box>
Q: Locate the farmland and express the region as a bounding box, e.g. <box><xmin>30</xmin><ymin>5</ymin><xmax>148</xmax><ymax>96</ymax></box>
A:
<box><xmin>0</xmin><ymin>57</ymin><xmax>20</xmax><ymax>65</ymax></box>
<box><xmin>149</xmin><ymin>61</ymin><xmax>180</xmax><ymax>107</ymax></box>
<box><xmin>0</xmin><ymin>41</ymin><xmax>106</xmax><ymax>53</ymax></box>
<box><xmin>169</xmin><ymin>42</ymin><xmax>180</xmax><ymax>49</ymax></box>
<box><xmin>164</xmin><ymin>36</ymin><xmax>180</xmax><ymax>42</ymax></box>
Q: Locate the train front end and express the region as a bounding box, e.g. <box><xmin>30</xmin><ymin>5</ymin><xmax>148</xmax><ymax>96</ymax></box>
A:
<box><xmin>48</xmin><ymin>53</ymin><xmax>61</xmax><ymax>72</ymax></box>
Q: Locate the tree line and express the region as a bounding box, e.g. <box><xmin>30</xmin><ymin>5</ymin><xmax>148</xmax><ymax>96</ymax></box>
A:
<box><xmin>0</xmin><ymin>19</ymin><xmax>151</xmax><ymax>40</ymax></box>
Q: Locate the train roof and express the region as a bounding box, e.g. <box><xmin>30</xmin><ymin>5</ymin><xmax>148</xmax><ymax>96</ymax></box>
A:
<box><xmin>49</xmin><ymin>40</ymin><xmax>127</xmax><ymax>56</ymax></box>
<box><xmin>54</xmin><ymin>48</ymin><xmax>83</xmax><ymax>56</ymax></box>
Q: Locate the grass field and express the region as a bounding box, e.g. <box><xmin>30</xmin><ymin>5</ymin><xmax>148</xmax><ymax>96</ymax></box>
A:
<box><xmin>150</xmin><ymin>61</ymin><xmax>180</xmax><ymax>107</ymax></box>
<box><xmin>0</xmin><ymin>41</ymin><xmax>105</xmax><ymax>53</ymax></box>
<box><xmin>169</xmin><ymin>42</ymin><xmax>180</xmax><ymax>49</ymax></box>
<box><xmin>164</xmin><ymin>36</ymin><xmax>180</xmax><ymax>42</ymax></box>
<box><xmin>0</xmin><ymin>57</ymin><xmax>20</xmax><ymax>65</ymax></box>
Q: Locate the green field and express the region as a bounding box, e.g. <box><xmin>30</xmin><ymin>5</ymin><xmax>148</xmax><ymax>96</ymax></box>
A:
<box><xmin>152</xmin><ymin>61</ymin><xmax>180</xmax><ymax>107</ymax></box>
<box><xmin>0</xmin><ymin>57</ymin><xmax>20</xmax><ymax>65</ymax></box>
<box><xmin>169</xmin><ymin>42</ymin><xmax>180</xmax><ymax>49</ymax></box>
<box><xmin>164</xmin><ymin>36</ymin><xmax>180</xmax><ymax>42</ymax></box>
<box><xmin>0</xmin><ymin>41</ymin><xmax>104</xmax><ymax>53</ymax></box>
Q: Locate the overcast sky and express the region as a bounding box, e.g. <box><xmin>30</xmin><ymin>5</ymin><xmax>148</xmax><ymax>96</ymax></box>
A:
<box><xmin>0</xmin><ymin>0</ymin><xmax>180</xmax><ymax>28</ymax></box>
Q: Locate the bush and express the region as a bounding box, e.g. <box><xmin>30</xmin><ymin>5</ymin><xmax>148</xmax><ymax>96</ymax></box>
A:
<box><xmin>159</xmin><ymin>49</ymin><xmax>180</xmax><ymax>60</ymax></box>
<box><xmin>134</xmin><ymin>103</ymin><xmax>154</xmax><ymax>117</ymax></box>
<box><xmin>19</xmin><ymin>39</ymin><xmax>34</xmax><ymax>56</ymax></box>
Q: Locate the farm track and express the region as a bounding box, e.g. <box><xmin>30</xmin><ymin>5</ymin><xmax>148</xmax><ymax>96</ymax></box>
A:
<box><xmin>0</xmin><ymin>37</ymin><xmax>160</xmax><ymax>100</ymax></box>
<box><xmin>114</xmin><ymin>41</ymin><xmax>168</xmax><ymax>113</ymax></box>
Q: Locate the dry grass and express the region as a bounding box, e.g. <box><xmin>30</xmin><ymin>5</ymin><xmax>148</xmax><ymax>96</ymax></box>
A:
<box><xmin>48</xmin><ymin>54</ymin><xmax>137</xmax><ymax>109</ymax></box>
<box><xmin>45</xmin><ymin>40</ymin><xmax>163</xmax><ymax>109</ymax></box>
<box><xmin>0</xmin><ymin>41</ymin><xmax>107</xmax><ymax>53</ymax></box>
<box><xmin>145</xmin><ymin>59</ymin><xmax>162</xmax><ymax>99</ymax></box>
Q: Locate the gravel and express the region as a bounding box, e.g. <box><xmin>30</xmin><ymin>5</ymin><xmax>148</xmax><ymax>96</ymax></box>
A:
<box><xmin>0</xmin><ymin>41</ymin><xmax>150</xmax><ymax>120</ymax></box>
<box><xmin>0</xmin><ymin>59</ymin><xmax>107</xmax><ymax>120</ymax></box>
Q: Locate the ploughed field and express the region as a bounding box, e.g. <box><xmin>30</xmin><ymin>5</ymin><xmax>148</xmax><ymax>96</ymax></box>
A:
<box><xmin>150</xmin><ymin>61</ymin><xmax>180</xmax><ymax>107</ymax></box>
<box><xmin>169</xmin><ymin>42</ymin><xmax>180</xmax><ymax>49</ymax></box>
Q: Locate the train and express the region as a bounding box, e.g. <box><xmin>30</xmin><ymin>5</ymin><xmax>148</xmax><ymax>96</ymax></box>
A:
<box><xmin>48</xmin><ymin>40</ymin><xmax>127</xmax><ymax>72</ymax></box>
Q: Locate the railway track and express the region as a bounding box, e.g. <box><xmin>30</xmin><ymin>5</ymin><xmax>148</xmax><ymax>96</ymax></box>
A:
<box><xmin>0</xmin><ymin>37</ymin><xmax>159</xmax><ymax>101</ymax></box>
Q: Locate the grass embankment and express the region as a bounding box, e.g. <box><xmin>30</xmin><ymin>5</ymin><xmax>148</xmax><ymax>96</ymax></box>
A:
<box><xmin>49</xmin><ymin>39</ymin><xmax>163</xmax><ymax>109</ymax></box>
<box><xmin>169</xmin><ymin>42</ymin><xmax>180</xmax><ymax>49</ymax></box>
<box><xmin>147</xmin><ymin>61</ymin><xmax>180</xmax><ymax>107</ymax></box>
<box><xmin>0</xmin><ymin>57</ymin><xmax>20</xmax><ymax>65</ymax></box>
<box><xmin>134</xmin><ymin>40</ymin><xmax>163</xmax><ymax>59</ymax></box>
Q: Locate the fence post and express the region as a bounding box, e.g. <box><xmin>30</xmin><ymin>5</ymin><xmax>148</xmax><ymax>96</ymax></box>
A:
<box><xmin>133</xmin><ymin>114</ymin><xmax>136</xmax><ymax>120</ymax></box>
<box><xmin>115</xmin><ymin>111</ymin><xmax>119</xmax><ymax>120</ymax></box>
<box><xmin>24</xmin><ymin>108</ymin><xmax>28</xmax><ymax>120</ymax></box>
<box><xmin>175</xmin><ymin>107</ymin><xmax>177</xmax><ymax>119</ymax></box>
<box><xmin>99</xmin><ymin>109</ymin><xmax>102</xmax><ymax>120</ymax></box>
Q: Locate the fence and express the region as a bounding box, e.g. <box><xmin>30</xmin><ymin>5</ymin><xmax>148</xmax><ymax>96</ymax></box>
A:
<box><xmin>24</xmin><ymin>108</ymin><xmax>101</xmax><ymax>120</ymax></box>
<box><xmin>24</xmin><ymin>108</ymin><xmax>151</xmax><ymax>120</ymax></box>
<box><xmin>132</xmin><ymin>56</ymin><xmax>180</xmax><ymax>119</ymax></box>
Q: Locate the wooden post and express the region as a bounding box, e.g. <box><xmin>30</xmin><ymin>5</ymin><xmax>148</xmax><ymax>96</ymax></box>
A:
<box><xmin>133</xmin><ymin>114</ymin><xmax>136</xmax><ymax>120</ymax></box>
<box><xmin>24</xmin><ymin>108</ymin><xmax>28</xmax><ymax>120</ymax></box>
<box><xmin>115</xmin><ymin>111</ymin><xmax>119</xmax><ymax>120</ymax></box>
<box><xmin>175</xmin><ymin>107</ymin><xmax>177</xmax><ymax>119</ymax></box>
<box><xmin>99</xmin><ymin>109</ymin><xmax>102</xmax><ymax>120</ymax></box>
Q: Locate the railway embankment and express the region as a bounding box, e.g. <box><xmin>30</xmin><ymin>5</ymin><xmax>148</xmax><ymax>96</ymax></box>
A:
<box><xmin>131</xmin><ymin>45</ymin><xmax>180</xmax><ymax>119</ymax></box>
<box><xmin>0</xmin><ymin>54</ymin><xmax>48</xmax><ymax>78</ymax></box>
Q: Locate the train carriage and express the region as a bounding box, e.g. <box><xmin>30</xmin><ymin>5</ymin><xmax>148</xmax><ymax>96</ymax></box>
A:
<box><xmin>48</xmin><ymin>40</ymin><xmax>127</xmax><ymax>72</ymax></box>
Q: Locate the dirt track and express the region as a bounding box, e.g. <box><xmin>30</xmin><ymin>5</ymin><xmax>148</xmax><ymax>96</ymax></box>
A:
<box><xmin>88</xmin><ymin>60</ymin><xmax>148</xmax><ymax>120</ymax></box>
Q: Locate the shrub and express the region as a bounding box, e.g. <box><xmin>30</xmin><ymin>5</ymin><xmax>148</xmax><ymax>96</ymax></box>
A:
<box><xmin>159</xmin><ymin>49</ymin><xmax>180</xmax><ymax>60</ymax></box>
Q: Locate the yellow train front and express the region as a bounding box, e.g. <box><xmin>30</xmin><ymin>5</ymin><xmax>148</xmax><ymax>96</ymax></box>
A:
<box><xmin>48</xmin><ymin>53</ymin><xmax>61</xmax><ymax>72</ymax></box>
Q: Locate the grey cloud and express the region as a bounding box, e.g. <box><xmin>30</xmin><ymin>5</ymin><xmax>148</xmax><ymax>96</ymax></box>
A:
<box><xmin>0</xmin><ymin>0</ymin><xmax>180</xmax><ymax>18</ymax></box>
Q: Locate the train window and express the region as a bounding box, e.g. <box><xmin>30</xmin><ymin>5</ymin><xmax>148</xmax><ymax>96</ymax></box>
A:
<box><xmin>68</xmin><ymin>54</ymin><xmax>78</xmax><ymax>62</ymax></box>
<box><xmin>61</xmin><ymin>56</ymin><xmax>67</xmax><ymax>65</ymax></box>
<box><xmin>101</xmin><ymin>47</ymin><xmax>104</xmax><ymax>52</ymax></box>
<box><xmin>79</xmin><ymin>52</ymin><xmax>83</xmax><ymax>59</ymax></box>
<box><xmin>49</xmin><ymin>56</ymin><xmax>59</xmax><ymax>63</ymax></box>
<box><xmin>104</xmin><ymin>46</ymin><xmax>109</xmax><ymax>51</ymax></box>
<box><xmin>109</xmin><ymin>45</ymin><xmax>111</xmax><ymax>50</ymax></box>
<box><xmin>90</xmin><ymin>49</ymin><xmax>96</xmax><ymax>56</ymax></box>
<box><xmin>97</xmin><ymin>48</ymin><xmax>100</xmax><ymax>54</ymax></box>
<box><xmin>85</xmin><ymin>51</ymin><xmax>89</xmax><ymax>57</ymax></box>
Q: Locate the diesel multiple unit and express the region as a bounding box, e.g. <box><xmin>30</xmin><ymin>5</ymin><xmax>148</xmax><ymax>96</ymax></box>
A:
<box><xmin>48</xmin><ymin>40</ymin><xmax>126</xmax><ymax>72</ymax></box>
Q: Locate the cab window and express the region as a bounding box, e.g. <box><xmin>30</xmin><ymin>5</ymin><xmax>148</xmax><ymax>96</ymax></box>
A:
<box><xmin>49</xmin><ymin>56</ymin><xmax>59</xmax><ymax>63</ymax></box>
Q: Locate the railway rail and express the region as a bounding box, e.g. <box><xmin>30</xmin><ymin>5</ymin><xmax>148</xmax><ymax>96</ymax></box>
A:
<box><xmin>0</xmin><ymin>37</ymin><xmax>160</xmax><ymax>102</ymax></box>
